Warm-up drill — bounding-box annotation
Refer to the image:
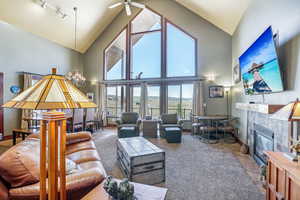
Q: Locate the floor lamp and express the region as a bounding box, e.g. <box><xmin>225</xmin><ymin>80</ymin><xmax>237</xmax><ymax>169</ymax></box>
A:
<box><xmin>2</xmin><ymin>68</ymin><xmax>97</xmax><ymax>200</ymax></box>
<box><xmin>224</xmin><ymin>86</ymin><xmax>231</xmax><ymax>119</ymax></box>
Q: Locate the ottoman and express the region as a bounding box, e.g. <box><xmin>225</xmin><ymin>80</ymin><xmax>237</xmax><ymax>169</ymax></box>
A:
<box><xmin>118</xmin><ymin>127</ymin><xmax>139</xmax><ymax>138</ymax></box>
<box><xmin>165</xmin><ymin>127</ymin><xmax>182</xmax><ymax>143</ymax></box>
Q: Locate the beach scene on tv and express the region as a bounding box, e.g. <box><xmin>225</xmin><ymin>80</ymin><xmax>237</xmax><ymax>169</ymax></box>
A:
<box><xmin>239</xmin><ymin>27</ymin><xmax>284</xmax><ymax>95</ymax></box>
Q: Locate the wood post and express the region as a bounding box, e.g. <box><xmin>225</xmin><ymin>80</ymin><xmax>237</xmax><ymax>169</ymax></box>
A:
<box><xmin>40</xmin><ymin>111</ymin><xmax>67</xmax><ymax>200</ymax></box>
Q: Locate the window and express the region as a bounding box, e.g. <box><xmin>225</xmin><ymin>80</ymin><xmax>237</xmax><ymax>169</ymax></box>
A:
<box><xmin>131</xmin><ymin>8</ymin><xmax>161</xmax><ymax>33</ymax></box>
<box><xmin>181</xmin><ymin>84</ymin><xmax>193</xmax><ymax>119</ymax></box>
<box><xmin>106</xmin><ymin>86</ymin><xmax>126</xmax><ymax>121</ymax></box>
<box><xmin>168</xmin><ymin>84</ymin><xmax>193</xmax><ymax>119</ymax></box>
<box><xmin>103</xmin><ymin>8</ymin><xmax>197</xmax><ymax>119</ymax></box>
<box><xmin>104</xmin><ymin>29</ymin><xmax>126</xmax><ymax>80</ymax></box>
<box><xmin>132</xmin><ymin>86</ymin><xmax>141</xmax><ymax>113</ymax></box>
<box><xmin>131</xmin><ymin>9</ymin><xmax>162</xmax><ymax>79</ymax></box>
<box><xmin>167</xmin><ymin>23</ymin><xmax>196</xmax><ymax>77</ymax></box>
<box><xmin>168</xmin><ymin>85</ymin><xmax>181</xmax><ymax>115</ymax></box>
<box><xmin>131</xmin><ymin>32</ymin><xmax>161</xmax><ymax>79</ymax></box>
<box><xmin>147</xmin><ymin>86</ymin><xmax>160</xmax><ymax>118</ymax></box>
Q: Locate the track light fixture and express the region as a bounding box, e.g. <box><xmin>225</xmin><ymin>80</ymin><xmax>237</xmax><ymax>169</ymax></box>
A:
<box><xmin>40</xmin><ymin>0</ymin><xmax>47</xmax><ymax>8</ymax></box>
<box><xmin>39</xmin><ymin>0</ymin><xmax>68</xmax><ymax>19</ymax></box>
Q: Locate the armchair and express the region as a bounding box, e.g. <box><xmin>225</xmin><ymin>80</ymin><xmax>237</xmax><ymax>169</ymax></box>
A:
<box><xmin>159</xmin><ymin>113</ymin><xmax>183</xmax><ymax>138</ymax></box>
<box><xmin>116</xmin><ymin>112</ymin><xmax>141</xmax><ymax>138</ymax></box>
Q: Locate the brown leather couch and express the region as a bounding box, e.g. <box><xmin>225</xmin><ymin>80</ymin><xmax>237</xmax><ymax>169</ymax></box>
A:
<box><xmin>0</xmin><ymin>132</ymin><xmax>106</xmax><ymax>200</ymax></box>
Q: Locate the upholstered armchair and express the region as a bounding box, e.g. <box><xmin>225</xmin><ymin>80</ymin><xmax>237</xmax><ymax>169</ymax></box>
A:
<box><xmin>159</xmin><ymin>113</ymin><xmax>183</xmax><ymax>138</ymax></box>
<box><xmin>116</xmin><ymin>112</ymin><xmax>141</xmax><ymax>136</ymax></box>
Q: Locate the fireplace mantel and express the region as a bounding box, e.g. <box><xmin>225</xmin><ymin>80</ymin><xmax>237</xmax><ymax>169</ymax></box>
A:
<box><xmin>235</xmin><ymin>103</ymin><xmax>284</xmax><ymax>114</ymax></box>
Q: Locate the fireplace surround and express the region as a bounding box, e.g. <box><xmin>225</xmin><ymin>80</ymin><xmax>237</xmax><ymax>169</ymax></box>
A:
<box><xmin>253</xmin><ymin>124</ymin><xmax>274</xmax><ymax>165</ymax></box>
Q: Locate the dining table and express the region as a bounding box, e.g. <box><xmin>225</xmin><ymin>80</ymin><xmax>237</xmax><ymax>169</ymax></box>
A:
<box><xmin>194</xmin><ymin>115</ymin><xmax>229</xmax><ymax>142</ymax></box>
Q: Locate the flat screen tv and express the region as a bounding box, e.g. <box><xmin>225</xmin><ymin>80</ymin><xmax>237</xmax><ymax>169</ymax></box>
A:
<box><xmin>239</xmin><ymin>26</ymin><xmax>284</xmax><ymax>95</ymax></box>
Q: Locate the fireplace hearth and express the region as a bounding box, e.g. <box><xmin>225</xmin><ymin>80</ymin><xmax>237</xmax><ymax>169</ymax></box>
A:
<box><xmin>253</xmin><ymin>124</ymin><xmax>274</xmax><ymax>166</ymax></box>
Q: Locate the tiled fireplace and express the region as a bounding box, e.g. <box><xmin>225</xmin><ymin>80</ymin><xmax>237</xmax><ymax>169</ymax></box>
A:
<box><xmin>247</xmin><ymin>111</ymin><xmax>290</xmax><ymax>165</ymax></box>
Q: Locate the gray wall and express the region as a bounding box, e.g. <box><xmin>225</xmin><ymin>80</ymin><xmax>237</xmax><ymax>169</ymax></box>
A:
<box><xmin>83</xmin><ymin>0</ymin><xmax>232</xmax><ymax>115</ymax></box>
<box><xmin>0</xmin><ymin>21</ymin><xmax>83</xmax><ymax>136</ymax></box>
<box><xmin>232</xmin><ymin>0</ymin><xmax>300</xmax><ymax>143</ymax></box>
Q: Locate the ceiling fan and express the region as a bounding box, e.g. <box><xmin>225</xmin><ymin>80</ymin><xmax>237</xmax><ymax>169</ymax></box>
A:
<box><xmin>109</xmin><ymin>0</ymin><xmax>146</xmax><ymax>16</ymax></box>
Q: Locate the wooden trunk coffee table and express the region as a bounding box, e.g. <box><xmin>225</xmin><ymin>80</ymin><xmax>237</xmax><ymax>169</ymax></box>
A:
<box><xmin>81</xmin><ymin>180</ymin><xmax>168</xmax><ymax>200</ymax></box>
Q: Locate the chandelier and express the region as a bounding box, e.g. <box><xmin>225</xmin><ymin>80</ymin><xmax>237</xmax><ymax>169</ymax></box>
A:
<box><xmin>66</xmin><ymin>71</ymin><xmax>86</xmax><ymax>87</ymax></box>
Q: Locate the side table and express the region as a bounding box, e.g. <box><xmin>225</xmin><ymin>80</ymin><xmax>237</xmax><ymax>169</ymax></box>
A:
<box><xmin>142</xmin><ymin>120</ymin><xmax>158</xmax><ymax>138</ymax></box>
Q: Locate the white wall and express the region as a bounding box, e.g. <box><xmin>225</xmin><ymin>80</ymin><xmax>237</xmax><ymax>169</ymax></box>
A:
<box><xmin>0</xmin><ymin>21</ymin><xmax>83</xmax><ymax>136</ymax></box>
<box><xmin>231</xmin><ymin>0</ymin><xmax>300</xmax><ymax>143</ymax></box>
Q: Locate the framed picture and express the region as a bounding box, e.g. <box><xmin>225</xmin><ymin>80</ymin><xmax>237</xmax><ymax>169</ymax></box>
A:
<box><xmin>209</xmin><ymin>86</ymin><xmax>224</xmax><ymax>98</ymax></box>
<box><xmin>233</xmin><ymin>63</ymin><xmax>241</xmax><ymax>84</ymax></box>
<box><xmin>86</xmin><ymin>93</ymin><xmax>94</xmax><ymax>101</ymax></box>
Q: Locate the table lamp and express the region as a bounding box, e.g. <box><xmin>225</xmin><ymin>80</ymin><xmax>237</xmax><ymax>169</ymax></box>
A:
<box><xmin>271</xmin><ymin>98</ymin><xmax>300</xmax><ymax>155</ymax></box>
<box><xmin>2</xmin><ymin>68</ymin><xmax>97</xmax><ymax>200</ymax></box>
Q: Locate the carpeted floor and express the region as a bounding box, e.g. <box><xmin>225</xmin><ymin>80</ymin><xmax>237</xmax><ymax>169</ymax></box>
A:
<box><xmin>92</xmin><ymin>129</ymin><xmax>264</xmax><ymax>200</ymax></box>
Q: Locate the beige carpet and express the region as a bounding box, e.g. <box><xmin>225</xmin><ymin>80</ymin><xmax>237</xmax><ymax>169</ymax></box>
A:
<box><xmin>92</xmin><ymin>129</ymin><xmax>264</xmax><ymax>200</ymax></box>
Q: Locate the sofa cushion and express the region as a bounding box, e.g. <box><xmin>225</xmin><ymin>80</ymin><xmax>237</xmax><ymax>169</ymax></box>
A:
<box><xmin>78</xmin><ymin>161</ymin><xmax>107</xmax><ymax>177</ymax></box>
<box><xmin>67</xmin><ymin>149</ymin><xmax>100</xmax><ymax>164</ymax></box>
<box><xmin>66</xmin><ymin>140</ymin><xmax>96</xmax><ymax>155</ymax></box>
<box><xmin>9</xmin><ymin>168</ymin><xmax>105</xmax><ymax>200</ymax></box>
<box><xmin>0</xmin><ymin>139</ymin><xmax>40</xmax><ymax>188</ymax></box>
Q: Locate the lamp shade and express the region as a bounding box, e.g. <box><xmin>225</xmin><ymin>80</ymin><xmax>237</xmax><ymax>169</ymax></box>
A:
<box><xmin>2</xmin><ymin>68</ymin><xmax>97</xmax><ymax>110</ymax></box>
<box><xmin>271</xmin><ymin>99</ymin><xmax>300</xmax><ymax>121</ymax></box>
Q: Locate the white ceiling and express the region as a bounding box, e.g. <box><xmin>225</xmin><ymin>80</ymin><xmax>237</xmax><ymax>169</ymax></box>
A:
<box><xmin>0</xmin><ymin>0</ymin><xmax>250</xmax><ymax>53</ymax></box>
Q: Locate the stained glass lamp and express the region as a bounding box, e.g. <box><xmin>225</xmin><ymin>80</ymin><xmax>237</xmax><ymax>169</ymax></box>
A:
<box><xmin>271</xmin><ymin>99</ymin><xmax>300</xmax><ymax>152</ymax></box>
<box><xmin>2</xmin><ymin>68</ymin><xmax>97</xmax><ymax>200</ymax></box>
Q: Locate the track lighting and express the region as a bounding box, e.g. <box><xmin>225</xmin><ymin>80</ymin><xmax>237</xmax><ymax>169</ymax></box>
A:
<box><xmin>39</xmin><ymin>0</ymin><xmax>68</xmax><ymax>19</ymax></box>
<box><xmin>40</xmin><ymin>0</ymin><xmax>47</xmax><ymax>8</ymax></box>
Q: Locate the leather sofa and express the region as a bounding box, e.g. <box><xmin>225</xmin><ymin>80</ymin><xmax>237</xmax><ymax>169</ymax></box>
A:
<box><xmin>0</xmin><ymin>132</ymin><xmax>106</xmax><ymax>200</ymax></box>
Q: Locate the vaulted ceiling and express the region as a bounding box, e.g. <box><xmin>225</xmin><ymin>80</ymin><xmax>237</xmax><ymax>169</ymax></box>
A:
<box><xmin>0</xmin><ymin>0</ymin><xmax>250</xmax><ymax>53</ymax></box>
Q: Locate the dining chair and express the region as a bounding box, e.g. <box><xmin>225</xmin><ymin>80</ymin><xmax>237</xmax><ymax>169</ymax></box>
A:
<box><xmin>72</xmin><ymin>109</ymin><xmax>84</xmax><ymax>132</ymax></box>
<box><xmin>190</xmin><ymin>113</ymin><xmax>205</xmax><ymax>136</ymax></box>
<box><xmin>85</xmin><ymin>108</ymin><xmax>97</xmax><ymax>133</ymax></box>
<box><xmin>217</xmin><ymin>117</ymin><xmax>239</xmax><ymax>143</ymax></box>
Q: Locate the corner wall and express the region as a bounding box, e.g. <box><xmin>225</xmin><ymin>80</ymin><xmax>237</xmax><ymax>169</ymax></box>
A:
<box><xmin>232</xmin><ymin>0</ymin><xmax>300</xmax><ymax>143</ymax></box>
<box><xmin>0</xmin><ymin>21</ymin><xmax>83</xmax><ymax>136</ymax></box>
<box><xmin>83</xmin><ymin>0</ymin><xmax>232</xmax><ymax>115</ymax></box>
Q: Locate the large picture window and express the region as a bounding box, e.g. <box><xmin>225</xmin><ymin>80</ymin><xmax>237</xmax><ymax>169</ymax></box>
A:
<box><xmin>103</xmin><ymin>8</ymin><xmax>197</xmax><ymax>120</ymax></box>
<box><xmin>104</xmin><ymin>29</ymin><xmax>126</xmax><ymax>80</ymax></box>
<box><xmin>168</xmin><ymin>84</ymin><xmax>193</xmax><ymax>119</ymax></box>
<box><xmin>167</xmin><ymin>23</ymin><xmax>196</xmax><ymax>77</ymax></box>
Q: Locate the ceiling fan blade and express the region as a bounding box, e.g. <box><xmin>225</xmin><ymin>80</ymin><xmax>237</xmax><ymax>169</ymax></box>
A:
<box><xmin>109</xmin><ymin>2</ymin><xmax>123</xmax><ymax>9</ymax></box>
<box><xmin>130</xmin><ymin>2</ymin><xmax>145</xmax><ymax>9</ymax></box>
<box><xmin>125</xmin><ymin>3</ymin><xmax>132</xmax><ymax>16</ymax></box>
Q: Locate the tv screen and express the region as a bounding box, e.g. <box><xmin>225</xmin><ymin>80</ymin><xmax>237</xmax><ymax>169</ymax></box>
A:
<box><xmin>239</xmin><ymin>26</ymin><xmax>284</xmax><ymax>95</ymax></box>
